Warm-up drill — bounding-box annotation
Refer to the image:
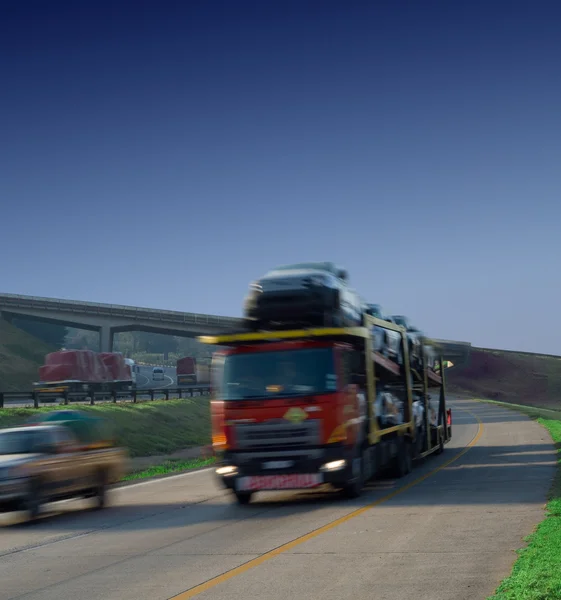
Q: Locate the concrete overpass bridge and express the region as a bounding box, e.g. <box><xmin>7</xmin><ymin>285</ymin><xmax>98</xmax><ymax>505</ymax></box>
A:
<box><xmin>0</xmin><ymin>294</ymin><xmax>472</xmax><ymax>361</ymax></box>
<box><xmin>0</xmin><ymin>294</ymin><xmax>244</xmax><ymax>351</ymax></box>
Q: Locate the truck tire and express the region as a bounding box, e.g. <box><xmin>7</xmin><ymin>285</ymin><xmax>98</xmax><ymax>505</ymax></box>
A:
<box><xmin>436</xmin><ymin>430</ymin><xmax>445</xmax><ymax>455</ymax></box>
<box><xmin>415</xmin><ymin>422</ymin><xmax>426</xmax><ymax>458</ymax></box>
<box><xmin>233</xmin><ymin>490</ymin><xmax>253</xmax><ymax>505</ymax></box>
<box><xmin>392</xmin><ymin>437</ymin><xmax>413</xmax><ymax>478</ymax></box>
<box><xmin>342</xmin><ymin>448</ymin><xmax>365</xmax><ymax>499</ymax></box>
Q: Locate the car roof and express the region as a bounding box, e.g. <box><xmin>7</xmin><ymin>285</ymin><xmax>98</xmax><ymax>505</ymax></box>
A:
<box><xmin>0</xmin><ymin>425</ymin><xmax>61</xmax><ymax>435</ymax></box>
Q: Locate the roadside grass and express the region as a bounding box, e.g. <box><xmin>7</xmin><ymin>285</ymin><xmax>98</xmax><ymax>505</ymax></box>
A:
<box><xmin>121</xmin><ymin>456</ymin><xmax>217</xmax><ymax>482</ymax></box>
<box><xmin>0</xmin><ymin>320</ymin><xmax>56</xmax><ymax>392</ymax></box>
<box><xmin>0</xmin><ymin>398</ymin><xmax>211</xmax><ymax>458</ymax></box>
<box><xmin>477</xmin><ymin>399</ymin><xmax>561</xmax><ymax>600</ymax></box>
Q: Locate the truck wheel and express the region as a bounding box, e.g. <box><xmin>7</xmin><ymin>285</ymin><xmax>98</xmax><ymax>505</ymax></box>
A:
<box><xmin>342</xmin><ymin>450</ymin><xmax>364</xmax><ymax>499</ymax></box>
<box><xmin>415</xmin><ymin>423</ymin><xmax>426</xmax><ymax>457</ymax></box>
<box><xmin>393</xmin><ymin>438</ymin><xmax>413</xmax><ymax>478</ymax></box>
<box><xmin>233</xmin><ymin>490</ymin><xmax>253</xmax><ymax>505</ymax></box>
<box><xmin>436</xmin><ymin>431</ymin><xmax>445</xmax><ymax>455</ymax></box>
<box><xmin>93</xmin><ymin>471</ymin><xmax>108</xmax><ymax>510</ymax></box>
<box><xmin>22</xmin><ymin>478</ymin><xmax>42</xmax><ymax>520</ymax></box>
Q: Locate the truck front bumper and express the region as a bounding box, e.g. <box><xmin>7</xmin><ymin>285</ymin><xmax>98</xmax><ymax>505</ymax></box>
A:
<box><xmin>214</xmin><ymin>446</ymin><xmax>355</xmax><ymax>492</ymax></box>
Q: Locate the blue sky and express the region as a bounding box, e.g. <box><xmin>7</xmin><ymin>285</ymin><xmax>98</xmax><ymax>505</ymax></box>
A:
<box><xmin>1</xmin><ymin>0</ymin><xmax>560</xmax><ymax>353</ymax></box>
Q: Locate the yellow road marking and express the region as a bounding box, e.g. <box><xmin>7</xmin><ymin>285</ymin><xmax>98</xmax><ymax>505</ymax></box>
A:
<box><xmin>170</xmin><ymin>407</ymin><xmax>484</xmax><ymax>599</ymax></box>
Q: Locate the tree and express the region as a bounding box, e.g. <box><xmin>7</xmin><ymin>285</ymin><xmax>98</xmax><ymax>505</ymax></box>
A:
<box><xmin>135</xmin><ymin>332</ymin><xmax>178</xmax><ymax>360</ymax></box>
<box><xmin>12</xmin><ymin>318</ymin><xmax>69</xmax><ymax>349</ymax></box>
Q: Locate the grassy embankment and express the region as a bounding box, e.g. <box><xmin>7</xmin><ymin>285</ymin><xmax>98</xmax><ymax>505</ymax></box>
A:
<box><xmin>0</xmin><ymin>398</ymin><xmax>212</xmax><ymax>458</ymax></box>
<box><xmin>449</xmin><ymin>348</ymin><xmax>561</xmax><ymax>599</ymax></box>
<box><xmin>0</xmin><ymin>320</ymin><xmax>55</xmax><ymax>392</ymax></box>
<box><xmin>0</xmin><ymin>321</ymin><xmax>215</xmax><ymax>478</ymax></box>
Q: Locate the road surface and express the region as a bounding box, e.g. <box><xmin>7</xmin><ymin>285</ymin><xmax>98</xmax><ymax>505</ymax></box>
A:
<box><xmin>0</xmin><ymin>398</ymin><xmax>556</xmax><ymax>600</ymax></box>
<box><xmin>135</xmin><ymin>365</ymin><xmax>177</xmax><ymax>389</ymax></box>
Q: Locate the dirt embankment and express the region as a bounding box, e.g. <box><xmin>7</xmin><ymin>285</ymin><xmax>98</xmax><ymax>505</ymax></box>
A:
<box><xmin>447</xmin><ymin>348</ymin><xmax>561</xmax><ymax>410</ymax></box>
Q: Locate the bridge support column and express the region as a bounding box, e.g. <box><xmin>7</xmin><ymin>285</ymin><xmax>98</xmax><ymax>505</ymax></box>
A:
<box><xmin>99</xmin><ymin>327</ymin><xmax>114</xmax><ymax>352</ymax></box>
<box><xmin>0</xmin><ymin>312</ymin><xmax>13</xmax><ymax>324</ymax></box>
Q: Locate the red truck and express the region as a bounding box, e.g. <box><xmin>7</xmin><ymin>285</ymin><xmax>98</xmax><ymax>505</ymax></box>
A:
<box><xmin>34</xmin><ymin>350</ymin><xmax>134</xmax><ymax>396</ymax></box>
<box><xmin>177</xmin><ymin>357</ymin><xmax>197</xmax><ymax>385</ymax></box>
<box><xmin>200</xmin><ymin>317</ymin><xmax>451</xmax><ymax>504</ymax></box>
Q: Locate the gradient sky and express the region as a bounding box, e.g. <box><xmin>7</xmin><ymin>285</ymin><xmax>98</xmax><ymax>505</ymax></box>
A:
<box><xmin>1</xmin><ymin>0</ymin><xmax>560</xmax><ymax>353</ymax></box>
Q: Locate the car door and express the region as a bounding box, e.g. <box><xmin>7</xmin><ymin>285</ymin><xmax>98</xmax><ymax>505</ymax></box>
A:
<box><xmin>48</xmin><ymin>427</ymin><xmax>81</xmax><ymax>497</ymax></box>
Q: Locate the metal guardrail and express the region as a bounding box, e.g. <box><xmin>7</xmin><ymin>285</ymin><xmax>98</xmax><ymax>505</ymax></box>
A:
<box><xmin>0</xmin><ymin>293</ymin><xmax>243</xmax><ymax>328</ymax></box>
<box><xmin>0</xmin><ymin>386</ymin><xmax>211</xmax><ymax>409</ymax></box>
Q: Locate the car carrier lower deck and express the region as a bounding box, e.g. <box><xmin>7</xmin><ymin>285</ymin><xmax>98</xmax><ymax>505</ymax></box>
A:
<box><xmin>200</xmin><ymin>317</ymin><xmax>451</xmax><ymax>503</ymax></box>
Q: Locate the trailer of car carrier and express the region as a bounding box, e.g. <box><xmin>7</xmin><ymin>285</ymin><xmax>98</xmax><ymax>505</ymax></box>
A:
<box><xmin>199</xmin><ymin>315</ymin><xmax>451</xmax><ymax>504</ymax></box>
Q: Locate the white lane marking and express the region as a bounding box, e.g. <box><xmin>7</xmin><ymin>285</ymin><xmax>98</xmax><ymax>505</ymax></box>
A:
<box><xmin>161</xmin><ymin>375</ymin><xmax>175</xmax><ymax>388</ymax></box>
<box><xmin>137</xmin><ymin>373</ymin><xmax>150</xmax><ymax>387</ymax></box>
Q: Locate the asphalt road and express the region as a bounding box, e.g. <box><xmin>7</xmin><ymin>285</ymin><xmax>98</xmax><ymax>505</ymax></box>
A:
<box><xmin>0</xmin><ymin>398</ymin><xmax>556</xmax><ymax>600</ymax></box>
<box><xmin>135</xmin><ymin>365</ymin><xmax>177</xmax><ymax>389</ymax></box>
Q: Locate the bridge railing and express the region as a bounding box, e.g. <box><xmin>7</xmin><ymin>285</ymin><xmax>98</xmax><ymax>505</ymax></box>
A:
<box><xmin>0</xmin><ymin>293</ymin><xmax>242</xmax><ymax>327</ymax></box>
<box><xmin>0</xmin><ymin>386</ymin><xmax>211</xmax><ymax>409</ymax></box>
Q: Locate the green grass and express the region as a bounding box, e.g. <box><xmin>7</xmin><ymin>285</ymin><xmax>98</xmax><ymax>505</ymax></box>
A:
<box><xmin>479</xmin><ymin>399</ymin><xmax>561</xmax><ymax>600</ymax></box>
<box><xmin>121</xmin><ymin>456</ymin><xmax>217</xmax><ymax>482</ymax></box>
<box><xmin>476</xmin><ymin>398</ymin><xmax>561</xmax><ymax>422</ymax></box>
<box><xmin>0</xmin><ymin>320</ymin><xmax>56</xmax><ymax>392</ymax></box>
<box><xmin>0</xmin><ymin>398</ymin><xmax>211</xmax><ymax>458</ymax></box>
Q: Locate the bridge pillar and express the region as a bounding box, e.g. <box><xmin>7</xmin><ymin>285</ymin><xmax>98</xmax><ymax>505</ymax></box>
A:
<box><xmin>0</xmin><ymin>311</ymin><xmax>13</xmax><ymax>324</ymax></box>
<box><xmin>99</xmin><ymin>327</ymin><xmax>114</xmax><ymax>352</ymax></box>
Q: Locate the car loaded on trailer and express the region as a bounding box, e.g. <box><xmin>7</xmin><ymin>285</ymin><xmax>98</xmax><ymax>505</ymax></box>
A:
<box><xmin>243</xmin><ymin>261</ymin><xmax>363</xmax><ymax>330</ymax></box>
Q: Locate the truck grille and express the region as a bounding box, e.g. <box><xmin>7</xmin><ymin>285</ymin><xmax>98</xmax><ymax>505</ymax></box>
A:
<box><xmin>235</xmin><ymin>419</ymin><xmax>320</xmax><ymax>450</ymax></box>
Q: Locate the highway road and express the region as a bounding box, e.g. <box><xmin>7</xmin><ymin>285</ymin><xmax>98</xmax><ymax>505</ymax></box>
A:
<box><xmin>0</xmin><ymin>398</ymin><xmax>556</xmax><ymax>600</ymax></box>
<box><xmin>135</xmin><ymin>364</ymin><xmax>177</xmax><ymax>389</ymax></box>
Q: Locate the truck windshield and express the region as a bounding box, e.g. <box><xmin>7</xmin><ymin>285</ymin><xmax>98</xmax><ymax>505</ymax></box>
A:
<box><xmin>0</xmin><ymin>430</ymin><xmax>50</xmax><ymax>454</ymax></box>
<box><xmin>214</xmin><ymin>348</ymin><xmax>337</xmax><ymax>401</ymax></box>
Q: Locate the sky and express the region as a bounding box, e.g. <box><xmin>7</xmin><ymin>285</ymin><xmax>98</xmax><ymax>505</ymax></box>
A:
<box><xmin>1</xmin><ymin>0</ymin><xmax>560</xmax><ymax>354</ymax></box>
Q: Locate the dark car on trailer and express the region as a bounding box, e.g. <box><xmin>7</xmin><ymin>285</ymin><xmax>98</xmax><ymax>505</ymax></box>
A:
<box><xmin>243</xmin><ymin>262</ymin><xmax>363</xmax><ymax>329</ymax></box>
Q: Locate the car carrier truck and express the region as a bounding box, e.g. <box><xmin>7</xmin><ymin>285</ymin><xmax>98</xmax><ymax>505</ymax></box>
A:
<box><xmin>199</xmin><ymin>315</ymin><xmax>451</xmax><ymax>504</ymax></box>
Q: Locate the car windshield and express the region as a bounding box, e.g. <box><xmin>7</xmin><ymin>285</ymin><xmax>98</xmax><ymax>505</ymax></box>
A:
<box><xmin>0</xmin><ymin>430</ymin><xmax>50</xmax><ymax>454</ymax></box>
<box><xmin>213</xmin><ymin>348</ymin><xmax>337</xmax><ymax>401</ymax></box>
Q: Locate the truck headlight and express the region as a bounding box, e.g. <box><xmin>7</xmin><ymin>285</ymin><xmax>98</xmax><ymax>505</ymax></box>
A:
<box><xmin>320</xmin><ymin>460</ymin><xmax>347</xmax><ymax>472</ymax></box>
<box><xmin>216</xmin><ymin>466</ymin><xmax>238</xmax><ymax>476</ymax></box>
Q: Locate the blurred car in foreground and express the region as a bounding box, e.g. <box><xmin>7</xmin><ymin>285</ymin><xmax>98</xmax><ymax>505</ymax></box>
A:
<box><xmin>0</xmin><ymin>412</ymin><xmax>126</xmax><ymax>520</ymax></box>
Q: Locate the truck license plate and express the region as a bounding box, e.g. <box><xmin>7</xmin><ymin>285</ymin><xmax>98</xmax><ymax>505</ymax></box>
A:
<box><xmin>262</xmin><ymin>460</ymin><xmax>294</xmax><ymax>469</ymax></box>
<box><xmin>236</xmin><ymin>474</ymin><xmax>323</xmax><ymax>491</ymax></box>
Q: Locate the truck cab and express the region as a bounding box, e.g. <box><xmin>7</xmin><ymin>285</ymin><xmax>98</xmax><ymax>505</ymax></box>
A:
<box><xmin>210</xmin><ymin>338</ymin><xmax>368</xmax><ymax>503</ymax></box>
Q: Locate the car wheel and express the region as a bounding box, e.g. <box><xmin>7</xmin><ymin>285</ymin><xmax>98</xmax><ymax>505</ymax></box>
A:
<box><xmin>93</xmin><ymin>470</ymin><xmax>108</xmax><ymax>510</ymax></box>
<box><xmin>22</xmin><ymin>478</ymin><xmax>42</xmax><ymax>520</ymax></box>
